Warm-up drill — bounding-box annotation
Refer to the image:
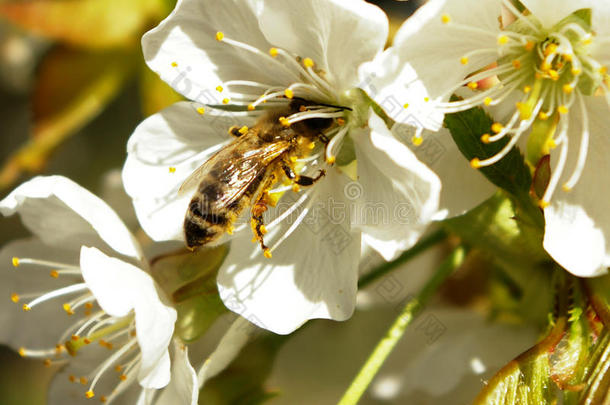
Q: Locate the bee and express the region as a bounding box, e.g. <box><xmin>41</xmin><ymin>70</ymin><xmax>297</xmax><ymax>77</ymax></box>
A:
<box><xmin>180</xmin><ymin>100</ymin><xmax>336</xmax><ymax>257</ymax></box>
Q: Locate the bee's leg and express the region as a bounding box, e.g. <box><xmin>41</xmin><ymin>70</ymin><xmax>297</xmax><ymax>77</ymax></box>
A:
<box><xmin>317</xmin><ymin>133</ymin><xmax>330</xmax><ymax>144</ymax></box>
<box><xmin>282</xmin><ymin>162</ymin><xmax>325</xmax><ymax>187</ymax></box>
<box><xmin>250</xmin><ymin>199</ymin><xmax>272</xmax><ymax>258</ymax></box>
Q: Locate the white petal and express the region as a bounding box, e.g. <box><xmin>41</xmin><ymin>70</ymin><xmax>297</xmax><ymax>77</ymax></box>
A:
<box><xmin>591</xmin><ymin>5</ymin><xmax>610</xmax><ymax>59</ymax></box>
<box><xmin>217</xmin><ymin>170</ymin><xmax>360</xmax><ymax>334</ymax></box>
<box><xmin>79</xmin><ymin>247</ymin><xmax>177</xmax><ymax>388</ymax></box>
<box><xmin>0</xmin><ymin>239</ymin><xmax>79</xmax><ymax>350</ymax></box>
<box><xmin>393</xmin><ymin>125</ymin><xmax>496</xmax><ymax>218</ymax></box>
<box><xmin>544</xmin><ymin>96</ymin><xmax>610</xmax><ymax>277</ymax></box>
<box><xmin>521</xmin><ymin>0</ymin><xmax>592</xmax><ymax>28</ymax></box>
<box><xmin>258</xmin><ymin>0</ymin><xmax>388</xmax><ymax>91</ymax></box>
<box><xmin>143</xmin><ymin>0</ymin><xmax>294</xmax><ymax>103</ymax></box>
<box><xmin>351</xmin><ymin>114</ymin><xmax>441</xmax><ymax>261</ymax></box>
<box><xmin>358</xmin><ymin>50</ymin><xmax>444</xmax><ymax>130</ymax></box>
<box><xmin>198</xmin><ymin>317</ymin><xmax>256</xmax><ymax>385</ymax></box>
<box><xmin>0</xmin><ymin>176</ymin><xmax>141</xmax><ymax>260</ymax></box>
<box><xmin>389</xmin><ymin>0</ymin><xmax>501</xmax><ymax>102</ymax></box>
<box><xmin>156</xmin><ymin>339</ymin><xmax>198</xmax><ymax>405</ymax></box>
<box><xmin>122</xmin><ymin>102</ymin><xmax>251</xmax><ymax>242</ymax></box>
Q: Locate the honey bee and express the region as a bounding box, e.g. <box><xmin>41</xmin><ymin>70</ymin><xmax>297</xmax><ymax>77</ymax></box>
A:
<box><xmin>180</xmin><ymin>100</ymin><xmax>336</xmax><ymax>257</ymax></box>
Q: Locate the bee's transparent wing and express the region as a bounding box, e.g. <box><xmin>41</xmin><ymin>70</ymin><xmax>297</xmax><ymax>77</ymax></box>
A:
<box><xmin>178</xmin><ymin>160</ymin><xmax>212</xmax><ymax>196</ymax></box>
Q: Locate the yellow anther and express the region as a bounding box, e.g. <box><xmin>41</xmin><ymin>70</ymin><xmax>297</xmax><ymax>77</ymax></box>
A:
<box><xmin>326</xmin><ymin>155</ymin><xmax>336</xmax><ymax>165</ymax></box>
<box><xmin>523</xmin><ymin>85</ymin><xmax>531</xmax><ymax>94</ymax></box>
<box><xmin>226</xmin><ymin>225</ymin><xmax>234</xmax><ymax>236</ymax></box>
<box><xmin>216</xmin><ymin>85</ymin><xmax>223</xmax><ymax>92</ymax></box>
<box><xmin>303</xmin><ymin>58</ymin><xmax>314</xmax><ymax>68</ymax></box>
<box><xmin>600</xmin><ymin>66</ymin><xmax>608</xmax><ymax>75</ymax></box>
<box><xmin>538</xmin><ymin>199</ymin><xmax>550</xmax><ymax>209</ymax></box>
<box><xmin>480</xmin><ymin>133</ymin><xmax>491</xmax><ymax>144</ymax></box>
<box><xmin>558</xmin><ymin>105</ymin><xmax>569</xmax><ymax>115</ymax></box>
<box><xmin>238</xmin><ymin>126</ymin><xmax>249</xmax><ymax>135</ymax></box>
<box><xmin>114</xmin><ymin>365</ymin><xmax>123</xmax><ymax>373</ymax></box>
<box><xmin>259</xmin><ymin>225</ymin><xmax>268</xmax><ymax>235</ymax></box>
<box><xmin>72</xmin><ymin>335</ymin><xmax>80</xmax><ymax>341</ymax></box>
<box><xmin>562</xmin><ymin>183</ymin><xmax>572</xmax><ymax>192</ymax></box>
<box><xmin>583</xmin><ymin>36</ymin><xmax>593</xmax><ymax>45</ymax></box>
<box><xmin>544</xmin><ymin>43</ymin><xmax>558</xmax><ymax>56</ymax></box>
<box><xmin>467</xmin><ymin>81</ymin><xmax>478</xmax><ymax>90</ymax></box>
<box><xmin>484</xmin><ymin>97</ymin><xmax>493</xmax><ymax>106</ymax></box>
<box><xmin>284</xmin><ymin>88</ymin><xmax>294</xmax><ymax>99</ymax></box>
<box><xmin>299</xmin><ymin>105</ymin><xmax>307</xmax><ymax>112</ymax></box>
<box><xmin>460</xmin><ymin>57</ymin><xmax>469</xmax><ymax>65</ymax></box>
<box><xmin>269</xmin><ymin>47</ymin><xmax>278</xmax><ymax>57</ymax></box>
<box><xmin>171</xmin><ymin>62</ymin><xmax>178</xmax><ymax>68</ymax></box>
<box><xmin>86</xmin><ymin>390</ymin><xmax>95</xmax><ymax>399</ymax></box>
<box><xmin>63</xmin><ymin>303</ymin><xmax>74</xmax><ymax>315</ymax></box>
<box><xmin>10</xmin><ymin>293</ymin><xmax>19</xmax><ymax>303</ymax></box>
<box><xmin>563</xmin><ymin>53</ymin><xmax>573</xmax><ymax>62</ymax></box>
<box><xmin>525</xmin><ymin>41</ymin><xmax>535</xmax><ymax>51</ymax></box>
<box><xmin>411</xmin><ymin>136</ymin><xmax>423</xmax><ymax>146</ymax></box>
<box><xmin>222</xmin><ymin>98</ymin><xmax>230</xmax><ymax>104</ymax></box>
<box><xmin>470</xmin><ymin>158</ymin><xmax>482</xmax><ymax>169</ymax></box>
<box><xmin>512</xmin><ymin>60</ymin><xmax>522</xmax><ymax>69</ymax></box>
<box><xmin>196</xmin><ymin>107</ymin><xmax>205</xmax><ymax>115</ymax></box>
<box><xmin>168</xmin><ymin>167</ymin><xmax>177</xmax><ymax>174</ymax></box>
<box><xmin>424</xmin><ymin>97</ymin><xmax>430</xmax><ymax>102</ymax></box>
<box><xmin>491</xmin><ymin>123</ymin><xmax>504</xmax><ymax>134</ymax></box>
<box><xmin>69</xmin><ymin>375</ymin><xmax>77</xmax><ymax>383</ymax></box>
<box><xmin>308</xmin><ymin>142</ymin><xmax>316</xmax><ymax>150</ymax></box>
<box><xmin>50</xmin><ymin>270</ymin><xmax>59</xmax><ymax>278</ymax></box>
<box><xmin>548</xmin><ymin>70</ymin><xmax>559</xmax><ymax>81</ymax></box>
<box><xmin>441</xmin><ymin>14</ymin><xmax>451</xmax><ymax>24</ymax></box>
<box><xmin>539</xmin><ymin>111</ymin><xmax>550</xmax><ymax>120</ymax></box>
<box><xmin>279</xmin><ymin>117</ymin><xmax>291</xmax><ymax>127</ymax></box>
<box><xmin>292</xmin><ymin>184</ymin><xmax>301</xmax><ymax>193</ymax></box>
<box><xmin>563</xmin><ymin>84</ymin><xmax>574</xmax><ymax>94</ymax></box>
<box><xmin>337</xmin><ymin>118</ymin><xmax>346</xmax><ymax>126</ymax></box>
<box><xmin>119</xmin><ymin>374</ymin><xmax>127</xmax><ymax>381</ymax></box>
<box><xmin>80</xmin><ymin>376</ymin><xmax>88</xmax><ymax>385</ymax></box>
<box><xmin>403</xmin><ymin>103</ymin><xmax>409</xmax><ymax>109</ymax></box>
<box><xmin>263</xmin><ymin>249</ymin><xmax>272</xmax><ymax>259</ymax></box>
<box><xmin>83</xmin><ymin>338</ymin><xmax>92</xmax><ymax>345</ymax></box>
<box><xmin>215</xmin><ymin>32</ymin><xmax>224</xmax><ymax>41</ymax></box>
<box><xmin>44</xmin><ymin>359</ymin><xmax>52</xmax><ymax>367</ymax></box>
<box><xmin>289</xmin><ymin>156</ymin><xmax>298</xmax><ymax>163</ymax></box>
<box><xmin>12</xmin><ymin>257</ymin><xmax>19</xmax><ymax>267</ymax></box>
<box><xmin>22</xmin><ymin>304</ymin><xmax>31</xmax><ymax>312</ymax></box>
<box><xmin>101</xmin><ymin>396</ymin><xmax>108</xmax><ymax>403</ymax></box>
<box><xmin>55</xmin><ymin>344</ymin><xmax>64</xmax><ymax>354</ymax></box>
<box><xmin>247</xmin><ymin>104</ymin><xmax>255</xmax><ymax>111</ymax></box>
<box><xmin>18</xmin><ymin>348</ymin><xmax>26</xmax><ymax>357</ymax></box>
<box><xmin>497</xmin><ymin>35</ymin><xmax>509</xmax><ymax>45</ymax></box>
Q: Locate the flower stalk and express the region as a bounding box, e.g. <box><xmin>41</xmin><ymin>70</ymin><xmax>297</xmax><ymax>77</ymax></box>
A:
<box><xmin>337</xmin><ymin>245</ymin><xmax>468</xmax><ymax>405</ymax></box>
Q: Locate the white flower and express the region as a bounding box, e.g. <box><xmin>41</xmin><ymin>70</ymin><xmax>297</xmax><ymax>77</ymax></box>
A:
<box><xmin>123</xmin><ymin>0</ymin><xmax>441</xmax><ymax>334</ymax></box>
<box><xmin>383</xmin><ymin>0</ymin><xmax>610</xmax><ymax>277</ymax></box>
<box><xmin>0</xmin><ymin>176</ymin><xmax>193</xmax><ymax>404</ymax></box>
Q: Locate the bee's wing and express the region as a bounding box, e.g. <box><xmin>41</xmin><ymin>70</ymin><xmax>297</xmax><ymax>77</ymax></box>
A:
<box><xmin>179</xmin><ymin>140</ymin><xmax>291</xmax><ymax>204</ymax></box>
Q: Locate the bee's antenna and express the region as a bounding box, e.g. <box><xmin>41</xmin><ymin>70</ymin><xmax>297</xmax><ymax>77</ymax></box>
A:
<box><xmin>290</xmin><ymin>97</ymin><xmax>353</xmax><ymax>111</ymax></box>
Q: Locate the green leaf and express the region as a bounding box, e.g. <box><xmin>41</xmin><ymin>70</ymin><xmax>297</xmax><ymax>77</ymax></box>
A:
<box><xmin>0</xmin><ymin>0</ymin><xmax>167</xmax><ymax>49</ymax></box>
<box><xmin>0</xmin><ymin>46</ymin><xmax>134</xmax><ymax>190</ymax></box>
<box><xmin>199</xmin><ymin>332</ymin><xmax>287</xmax><ymax>405</ymax></box>
<box><xmin>443</xmin><ymin>104</ymin><xmax>532</xmax><ymax>198</ymax></box>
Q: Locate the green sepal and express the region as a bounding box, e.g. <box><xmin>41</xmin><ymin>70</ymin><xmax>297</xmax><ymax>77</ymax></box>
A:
<box><xmin>150</xmin><ymin>244</ymin><xmax>229</xmax><ymax>342</ymax></box>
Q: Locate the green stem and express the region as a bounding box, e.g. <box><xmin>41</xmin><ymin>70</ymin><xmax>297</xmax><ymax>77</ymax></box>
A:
<box><xmin>338</xmin><ymin>246</ymin><xmax>467</xmax><ymax>405</ymax></box>
<box><xmin>358</xmin><ymin>228</ymin><xmax>448</xmax><ymax>289</ymax></box>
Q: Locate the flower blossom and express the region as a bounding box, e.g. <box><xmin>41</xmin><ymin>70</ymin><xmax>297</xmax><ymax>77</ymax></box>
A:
<box><xmin>0</xmin><ymin>176</ymin><xmax>195</xmax><ymax>404</ymax></box>
<box><xmin>383</xmin><ymin>0</ymin><xmax>610</xmax><ymax>277</ymax></box>
<box><xmin>122</xmin><ymin>0</ymin><xmax>442</xmax><ymax>334</ymax></box>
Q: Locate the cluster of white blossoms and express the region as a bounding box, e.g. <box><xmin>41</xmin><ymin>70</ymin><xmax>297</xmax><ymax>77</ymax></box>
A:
<box><xmin>1</xmin><ymin>0</ymin><xmax>609</xmax><ymax>403</ymax></box>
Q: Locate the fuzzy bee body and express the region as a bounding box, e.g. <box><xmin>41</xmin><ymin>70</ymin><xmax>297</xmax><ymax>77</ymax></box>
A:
<box><xmin>182</xmin><ymin>104</ymin><xmax>332</xmax><ymax>251</ymax></box>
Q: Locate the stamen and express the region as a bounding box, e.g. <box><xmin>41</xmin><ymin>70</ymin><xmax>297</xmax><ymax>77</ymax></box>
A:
<box><xmin>25</xmin><ymin>283</ymin><xmax>88</xmax><ymax>310</ymax></box>
<box><xmin>562</xmin><ymin>93</ymin><xmax>590</xmax><ymax>190</ymax></box>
